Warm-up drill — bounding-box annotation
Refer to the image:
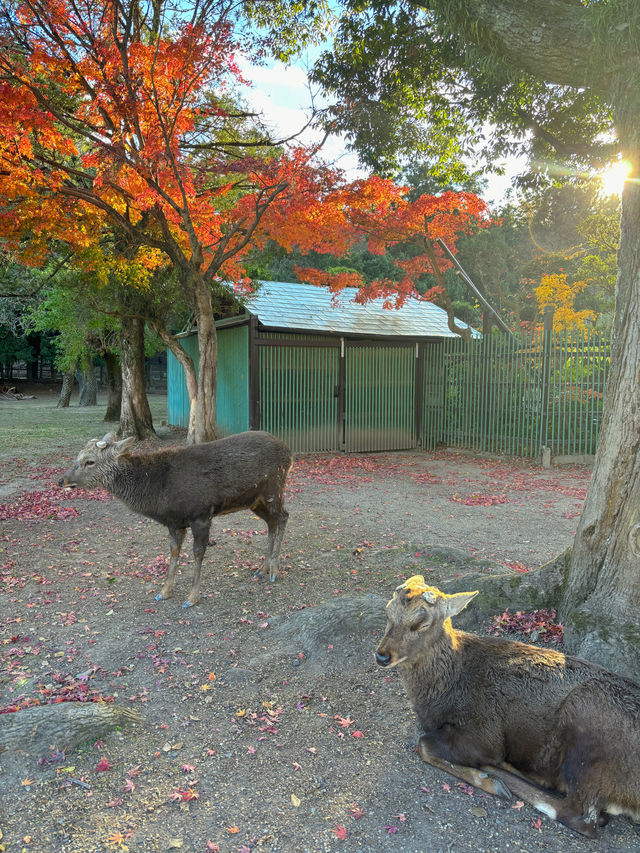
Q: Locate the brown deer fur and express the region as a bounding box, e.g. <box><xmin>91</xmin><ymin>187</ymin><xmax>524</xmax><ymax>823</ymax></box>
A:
<box><xmin>375</xmin><ymin>576</ymin><xmax>640</xmax><ymax>838</ymax></box>
<box><xmin>59</xmin><ymin>431</ymin><xmax>292</xmax><ymax>607</ymax></box>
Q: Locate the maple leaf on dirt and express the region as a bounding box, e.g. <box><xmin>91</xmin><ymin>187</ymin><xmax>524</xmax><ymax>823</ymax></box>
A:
<box><xmin>95</xmin><ymin>757</ymin><xmax>111</xmax><ymax>772</ymax></box>
<box><xmin>334</xmin><ymin>715</ymin><xmax>354</xmax><ymax>728</ymax></box>
<box><xmin>171</xmin><ymin>788</ymin><xmax>199</xmax><ymax>802</ymax></box>
<box><xmin>106</xmin><ymin>831</ymin><xmax>129</xmax><ymax>850</ymax></box>
<box><xmin>123</xmin><ymin>778</ymin><xmax>135</xmax><ymax>793</ymax></box>
<box><xmin>348</xmin><ymin>803</ymin><xmax>365</xmax><ymax>819</ymax></box>
<box><xmin>384</xmin><ymin>825</ymin><xmax>399</xmax><ymax>834</ymax></box>
<box><xmin>331</xmin><ymin>826</ymin><xmax>348</xmax><ymax>841</ymax></box>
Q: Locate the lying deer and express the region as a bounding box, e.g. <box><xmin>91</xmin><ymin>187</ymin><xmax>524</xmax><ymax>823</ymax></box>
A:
<box><xmin>59</xmin><ymin>431</ymin><xmax>292</xmax><ymax>607</ymax></box>
<box><xmin>375</xmin><ymin>576</ymin><xmax>640</xmax><ymax>838</ymax></box>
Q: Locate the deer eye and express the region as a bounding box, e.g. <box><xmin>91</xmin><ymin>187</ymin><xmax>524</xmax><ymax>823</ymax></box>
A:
<box><xmin>84</xmin><ymin>459</ymin><xmax>96</xmax><ymax>466</ymax></box>
<box><xmin>410</xmin><ymin>612</ymin><xmax>428</xmax><ymax>631</ymax></box>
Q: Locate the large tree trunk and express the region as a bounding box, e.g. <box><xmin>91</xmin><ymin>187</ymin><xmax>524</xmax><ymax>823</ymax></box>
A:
<box><xmin>191</xmin><ymin>278</ymin><xmax>218</xmax><ymax>444</ymax></box>
<box><xmin>77</xmin><ymin>364</ymin><xmax>97</xmax><ymax>406</ymax></box>
<box><xmin>119</xmin><ymin>316</ymin><xmax>155</xmax><ymax>439</ymax></box>
<box><xmin>417</xmin><ymin>0</ymin><xmax>640</xmax><ymax>678</ymax></box>
<box><xmin>560</xmin><ymin>126</ymin><xmax>640</xmax><ymax>675</ymax></box>
<box><xmin>103</xmin><ymin>350</ymin><xmax>122</xmax><ymax>422</ymax></box>
<box><xmin>56</xmin><ymin>369</ymin><xmax>75</xmax><ymax>408</ymax></box>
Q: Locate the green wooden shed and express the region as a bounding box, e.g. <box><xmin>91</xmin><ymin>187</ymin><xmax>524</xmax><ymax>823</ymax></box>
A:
<box><xmin>167</xmin><ymin>280</ymin><xmax>479</xmax><ymax>452</ymax></box>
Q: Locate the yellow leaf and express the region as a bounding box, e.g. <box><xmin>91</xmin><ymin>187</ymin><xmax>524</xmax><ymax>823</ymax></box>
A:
<box><xmin>21</xmin><ymin>778</ymin><xmax>35</xmax><ymax>786</ymax></box>
<box><xmin>236</xmin><ymin>709</ymin><xmax>246</xmax><ymax>717</ymax></box>
<box><xmin>291</xmin><ymin>793</ymin><xmax>301</xmax><ymax>807</ymax></box>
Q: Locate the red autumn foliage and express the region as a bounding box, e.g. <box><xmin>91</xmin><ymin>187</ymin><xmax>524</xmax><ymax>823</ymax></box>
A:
<box><xmin>488</xmin><ymin>608</ymin><xmax>564</xmax><ymax>644</ymax></box>
<box><xmin>0</xmin><ymin>485</ymin><xmax>112</xmax><ymax>521</ymax></box>
<box><xmin>0</xmin><ymin>0</ymin><xmax>489</xmax><ymax>312</ymax></box>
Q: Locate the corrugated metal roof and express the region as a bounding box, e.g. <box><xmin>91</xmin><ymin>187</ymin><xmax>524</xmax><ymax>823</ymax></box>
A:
<box><xmin>246</xmin><ymin>280</ymin><xmax>480</xmax><ymax>339</ymax></box>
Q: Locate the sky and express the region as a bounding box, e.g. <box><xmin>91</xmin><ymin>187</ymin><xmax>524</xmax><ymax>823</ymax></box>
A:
<box><xmin>238</xmin><ymin>53</ymin><xmax>525</xmax><ymax>207</ymax></box>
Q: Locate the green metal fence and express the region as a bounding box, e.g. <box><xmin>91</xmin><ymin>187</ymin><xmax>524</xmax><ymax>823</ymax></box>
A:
<box><xmin>430</xmin><ymin>328</ymin><xmax>611</xmax><ymax>456</ymax></box>
<box><xmin>170</xmin><ymin>324</ymin><xmax>610</xmax><ymax>457</ymax></box>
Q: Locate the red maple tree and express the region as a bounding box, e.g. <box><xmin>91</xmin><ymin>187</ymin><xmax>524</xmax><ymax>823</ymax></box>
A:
<box><xmin>0</xmin><ymin>0</ymin><xmax>489</xmax><ymax>440</ymax></box>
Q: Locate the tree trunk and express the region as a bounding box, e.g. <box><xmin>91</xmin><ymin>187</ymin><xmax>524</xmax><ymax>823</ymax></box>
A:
<box><xmin>416</xmin><ymin>0</ymin><xmax>640</xmax><ymax>678</ymax></box>
<box><xmin>77</xmin><ymin>365</ymin><xmax>97</xmax><ymax>406</ymax></box>
<box><xmin>559</xmin><ymin>141</ymin><xmax>640</xmax><ymax>676</ymax></box>
<box><xmin>152</xmin><ymin>322</ymin><xmax>198</xmax><ymax>438</ymax></box>
<box><xmin>103</xmin><ymin>350</ymin><xmax>122</xmax><ymax>422</ymax></box>
<box><xmin>191</xmin><ymin>278</ymin><xmax>218</xmax><ymax>444</ymax></box>
<box><xmin>119</xmin><ymin>316</ymin><xmax>155</xmax><ymax>439</ymax></box>
<box><xmin>56</xmin><ymin>369</ymin><xmax>75</xmax><ymax>408</ymax></box>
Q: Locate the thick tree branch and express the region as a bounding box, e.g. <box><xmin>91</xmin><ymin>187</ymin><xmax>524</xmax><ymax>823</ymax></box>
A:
<box><xmin>422</xmin><ymin>235</ymin><xmax>471</xmax><ymax>342</ymax></box>
<box><xmin>412</xmin><ymin>0</ymin><xmax>633</xmax><ymax>97</ymax></box>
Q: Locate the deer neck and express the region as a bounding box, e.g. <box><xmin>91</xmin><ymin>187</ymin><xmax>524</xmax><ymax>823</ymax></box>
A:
<box><xmin>401</xmin><ymin>621</ymin><xmax>463</xmax><ymax>727</ymax></box>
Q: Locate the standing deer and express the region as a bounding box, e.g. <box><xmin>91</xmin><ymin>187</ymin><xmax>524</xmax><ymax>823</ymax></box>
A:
<box><xmin>59</xmin><ymin>431</ymin><xmax>292</xmax><ymax>607</ymax></box>
<box><xmin>375</xmin><ymin>575</ymin><xmax>640</xmax><ymax>838</ymax></box>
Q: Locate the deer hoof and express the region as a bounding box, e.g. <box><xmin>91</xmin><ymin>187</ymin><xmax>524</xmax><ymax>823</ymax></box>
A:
<box><xmin>488</xmin><ymin>775</ymin><xmax>512</xmax><ymax>800</ymax></box>
<box><xmin>269</xmin><ymin>572</ymin><xmax>277</xmax><ymax>583</ymax></box>
<box><xmin>181</xmin><ymin>600</ymin><xmax>194</xmax><ymax>609</ymax></box>
<box><xmin>155</xmin><ymin>593</ymin><xmax>166</xmax><ymax>601</ymax></box>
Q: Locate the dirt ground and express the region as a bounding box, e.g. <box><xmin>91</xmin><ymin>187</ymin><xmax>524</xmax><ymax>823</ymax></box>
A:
<box><xmin>1</xmin><ymin>393</ymin><xmax>638</xmax><ymax>853</ymax></box>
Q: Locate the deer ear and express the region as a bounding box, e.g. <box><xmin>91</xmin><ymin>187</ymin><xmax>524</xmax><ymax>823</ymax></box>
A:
<box><xmin>113</xmin><ymin>436</ymin><xmax>136</xmax><ymax>457</ymax></box>
<box><xmin>442</xmin><ymin>590</ymin><xmax>478</xmax><ymax>620</ymax></box>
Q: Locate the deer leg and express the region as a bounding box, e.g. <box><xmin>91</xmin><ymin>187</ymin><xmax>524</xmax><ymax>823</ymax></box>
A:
<box><xmin>183</xmin><ymin>517</ymin><xmax>211</xmax><ymax>608</ymax></box>
<box><xmin>485</xmin><ymin>765</ymin><xmax>600</xmax><ymax>839</ymax></box>
<box><xmin>418</xmin><ymin>731</ymin><xmax>586</xmax><ymax>834</ymax></box>
<box><xmin>156</xmin><ymin>526</ymin><xmax>186</xmax><ymax>601</ymax></box>
<box><xmin>254</xmin><ymin>499</ymin><xmax>288</xmax><ymax>582</ymax></box>
<box><xmin>418</xmin><ymin>735</ymin><xmax>512</xmax><ymax>800</ymax></box>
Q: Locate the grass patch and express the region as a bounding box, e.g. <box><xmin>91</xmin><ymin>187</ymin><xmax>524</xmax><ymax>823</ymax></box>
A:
<box><xmin>0</xmin><ymin>393</ymin><xmax>168</xmax><ymax>461</ymax></box>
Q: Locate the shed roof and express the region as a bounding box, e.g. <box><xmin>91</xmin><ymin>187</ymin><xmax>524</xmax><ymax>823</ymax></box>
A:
<box><xmin>246</xmin><ymin>280</ymin><xmax>479</xmax><ymax>339</ymax></box>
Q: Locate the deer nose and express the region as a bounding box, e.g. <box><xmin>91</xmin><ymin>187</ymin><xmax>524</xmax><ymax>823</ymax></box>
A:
<box><xmin>58</xmin><ymin>478</ymin><xmax>65</xmax><ymax>487</ymax></box>
<box><xmin>375</xmin><ymin>650</ymin><xmax>391</xmax><ymax>667</ymax></box>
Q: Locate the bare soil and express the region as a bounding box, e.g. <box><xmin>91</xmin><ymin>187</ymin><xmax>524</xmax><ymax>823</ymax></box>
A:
<box><xmin>1</xmin><ymin>394</ymin><xmax>637</xmax><ymax>853</ymax></box>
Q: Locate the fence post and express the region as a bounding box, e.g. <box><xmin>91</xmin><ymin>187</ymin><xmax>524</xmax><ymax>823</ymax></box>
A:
<box><xmin>248</xmin><ymin>315</ymin><xmax>260</xmax><ymax>430</ymax></box>
<box><xmin>539</xmin><ymin>306</ymin><xmax>554</xmax><ymax>465</ymax></box>
<box><xmin>481</xmin><ymin>312</ymin><xmax>492</xmax><ymax>452</ymax></box>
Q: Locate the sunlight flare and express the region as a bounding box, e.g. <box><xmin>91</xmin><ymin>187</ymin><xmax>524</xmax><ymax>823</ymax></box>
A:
<box><xmin>599</xmin><ymin>160</ymin><xmax>631</xmax><ymax>197</ymax></box>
